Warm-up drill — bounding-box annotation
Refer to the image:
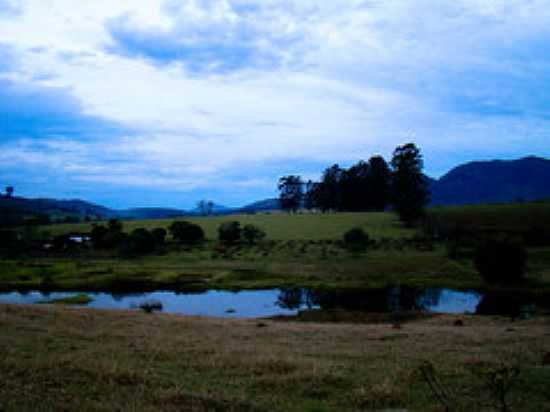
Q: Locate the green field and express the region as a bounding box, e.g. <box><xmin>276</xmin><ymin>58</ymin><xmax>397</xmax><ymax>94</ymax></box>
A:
<box><xmin>1</xmin><ymin>204</ymin><xmax>549</xmax><ymax>292</ymax></box>
<box><xmin>41</xmin><ymin>211</ymin><xmax>415</xmax><ymax>240</ymax></box>
<box><xmin>2</xmin><ymin>204</ymin><xmax>550</xmax><ymax>411</ymax></box>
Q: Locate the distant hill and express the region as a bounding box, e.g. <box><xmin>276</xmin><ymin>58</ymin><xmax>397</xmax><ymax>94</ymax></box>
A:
<box><xmin>0</xmin><ymin>197</ymin><xmax>188</xmax><ymax>221</ymax></box>
<box><xmin>0</xmin><ymin>196</ymin><xmax>117</xmax><ymax>220</ymax></box>
<box><xmin>117</xmin><ymin>208</ymin><xmax>187</xmax><ymax>220</ymax></box>
<box><xmin>431</xmin><ymin>156</ymin><xmax>550</xmax><ymax>205</ymax></box>
<box><xmin>3</xmin><ymin>156</ymin><xmax>549</xmax><ymax>221</ymax></box>
<box><xmin>239</xmin><ymin>198</ymin><xmax>281</xmax><ymax>213</ymax></box>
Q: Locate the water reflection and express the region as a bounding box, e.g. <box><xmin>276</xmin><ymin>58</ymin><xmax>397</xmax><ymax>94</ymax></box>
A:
<box><xmin>276</xmin><ymin>287</ymin><xmax>481</xmax><ymax>314</ymax></box>
<box><xmin>0</xmin><ymin>287</ymin><xmax>543</xmax><ymax>318</ymax></box>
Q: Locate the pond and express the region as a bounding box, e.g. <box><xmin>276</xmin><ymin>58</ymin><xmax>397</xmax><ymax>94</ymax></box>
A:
<box><xmin>0</xmin><ymin>287</ymin><xmax>541</xmax><ymax>318</ymax></box>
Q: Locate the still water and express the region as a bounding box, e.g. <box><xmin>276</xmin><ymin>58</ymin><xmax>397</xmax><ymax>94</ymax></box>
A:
<box><xmin>0</xmin><ymin>287</ymin><xmax>499</xmax><ymax>318</ymax></box>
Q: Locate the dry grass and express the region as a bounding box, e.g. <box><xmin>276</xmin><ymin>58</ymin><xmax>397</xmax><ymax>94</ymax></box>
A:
<box><xmin>1</xmin><ymin>304</ymin><xmax>549</xmax><ymax>411</ymax></box>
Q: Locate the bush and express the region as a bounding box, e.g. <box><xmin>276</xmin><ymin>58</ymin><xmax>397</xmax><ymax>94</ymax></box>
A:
<box><xmin>90</xmin><ymin>224</ymin><xmax>127</xmax><ymax>250</ymax></box>
<box><xmin>151</xmin><ymin>228</ymin><xmax>167</xmax><ymax>246</ymax></box>
<box><xmin>474</xmin><ymin>238</ymin><xmax>527</xmax><ymax>284</ymax></box>
<box><xmin>343</xmin><ymin>228</ymin><xmax>369</xmax><ymax>251</ymax></box>
<box><xmin>218</xmin><ymin>221</ymin><xmax>242</xmax><ymax>245</ymax></box>
<box><xmin>128</xmin><ymin>228</ymin><xmax>157</xmax><ymax>254</ymax></box>
<box><xmin>169</xmin><ymin>221</ymin><xmax>205</xmax><ymax>245</ymax></box>
<box><xmin>242</xmin><ymin>224</ymin><xmax>266</xmax><ymax>245</ymax></box>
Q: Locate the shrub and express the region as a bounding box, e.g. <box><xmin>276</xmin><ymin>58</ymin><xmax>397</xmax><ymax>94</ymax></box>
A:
<box><xmin>242</xmin><ymin>224</ymin><xmax>266</xmax><ymax>245</ymax></box>
<box><xmin>474</xmin><ymin>238</ymin><xmax>527</xmax><ymax>284</ymax></box>
<box><xmin>108</xmin><ymin>219</ymin><xmax>123</xmax><ymax>232</ymax></box>
<box><xmin>128</xmin><ymin>228</ymin><xmax>157</xmax><ymax>254</ymax></box>
<box><xmin>90</xmin><ymin>224</ymin><xmax>127</xmax><ymax>250</ymax></box>
<box><xmin>169</xmin><ymin>221</ymin><xmax>205</xmax><ymax>245</ymax></box>
<box><xmin>343</xmin><ymin>228</ymin><xmax>369</xmax><ymax>251</ymax></box>
<box><xmin>151</xmin><ymin>228</ymin><xmax>167</xmax><ymax>246</ymax></box>
<box><xmin>218</xmin><ymin>221</ymin><xmax>242</xmax><ymax>245</ymax></box>
<box><xmin>138</xmin><ymin>300</ymin><xmax>163</xmax><ymax>313</ymax></box>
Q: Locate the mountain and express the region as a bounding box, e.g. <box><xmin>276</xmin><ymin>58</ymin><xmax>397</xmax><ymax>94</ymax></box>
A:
<box><xmin>117</xmin><ymin>208</ymin><xmax>187</xmax><ymax>220</ymax></box>
<box><xmin>0</xmin><ymin>197</ymin><xmax>188</xmax><ymax>221</ymax></box>
<box><xmin>0</xmin><ymin>196</ymin><xmax>117</xmax><ymax>219</ymax></box>
<box><xmin>430</xmin><ymin>156</ymin><xmax>550</xmax><ymax>206</ymax></box>
<box><xmin>238</xmin><ymin>198</ymin><xmax>281</xmax><ymax>213</ymax></box>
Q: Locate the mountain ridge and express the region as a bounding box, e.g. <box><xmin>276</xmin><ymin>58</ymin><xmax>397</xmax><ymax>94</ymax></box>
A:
<box><xmin>2</xmin><ymin>155</ymin><xmax>549</xmax><ymax>220</ymax></box>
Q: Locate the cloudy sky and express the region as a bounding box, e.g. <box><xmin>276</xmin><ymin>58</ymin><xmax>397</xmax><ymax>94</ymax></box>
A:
<box><xmin>1</xmin><ymin>0</ymin><xmax>549</xmax><ymax>209</ymax></box>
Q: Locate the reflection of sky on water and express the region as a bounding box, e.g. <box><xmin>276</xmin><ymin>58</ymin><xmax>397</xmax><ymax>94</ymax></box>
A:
<box><xmin>418</xmin><ymin>288</ymin><xmax>482</xmax><ymax>314</ymax></box>
<box><xmin>0</xmin><ymin>290</ymin><xmax>303</xmax><ymax>318</ymax></box>
<box><xmin>0</xmin><ymin>288</ymin><xmax>485</xmax><ymax>318</ymax></box>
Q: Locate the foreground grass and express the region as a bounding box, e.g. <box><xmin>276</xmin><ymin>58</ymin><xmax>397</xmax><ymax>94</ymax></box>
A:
<box><xmin>0</xmin><ymin>304</ymin><xmax>549</xmax><ymax>411</ymax></box>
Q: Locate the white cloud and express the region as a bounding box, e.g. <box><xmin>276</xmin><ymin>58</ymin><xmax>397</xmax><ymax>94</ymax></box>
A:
<box><xmin>1</xmin><ymin>0</ymin><xmax>549</xmax><ymax>206</ymax></box>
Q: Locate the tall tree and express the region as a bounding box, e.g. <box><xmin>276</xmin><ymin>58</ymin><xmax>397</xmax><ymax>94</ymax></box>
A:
<box><xmin>366</xmin><ymin>156</ymin><xmax>391</xmax><ymax>211</ymax></box>
<box><xmin>278</xmin><ymin>175</ymin><xmax>303</xmax><ymax>213</ymax></box>
<box><xmin>390</xmin><ymin>143</ymin><xmax>430</xmax><ymax>225</ymax></box>
<box><xmin>318</xmin><ymin>164</ymin><xmax>344</xmax><ymax>212</ymax></box>
<box><xmin>304</xmin><ymin>180</ymin><xmax>319</xmax><ymax>210</ymax></box>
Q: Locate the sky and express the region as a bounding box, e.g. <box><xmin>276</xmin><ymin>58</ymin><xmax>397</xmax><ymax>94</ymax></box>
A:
<box><xmin>0</xmin><ymin>0</ymin><xmax>549</xmax><ymax>209</ymax></box>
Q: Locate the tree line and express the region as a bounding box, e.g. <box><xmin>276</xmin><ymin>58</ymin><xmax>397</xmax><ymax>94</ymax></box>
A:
<box><xmin>278</xmin><ymin>143</ymin><xmax>430</xmax><ymax>224</ymax></box>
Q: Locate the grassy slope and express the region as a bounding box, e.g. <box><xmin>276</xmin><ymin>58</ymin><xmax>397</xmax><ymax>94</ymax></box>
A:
<box><xmin>1</xmin><ymin>304</ymin><xmax>549</xmax><ymax>411</ymax></box>
<box><xmin>41</xmin><ymin>212</ymin><xmax>414</xmax><ymax>240</ymax></box>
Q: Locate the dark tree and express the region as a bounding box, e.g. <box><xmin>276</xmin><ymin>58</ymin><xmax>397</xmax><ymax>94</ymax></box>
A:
<box><xmin>303</xmin><ymin>180</ymin><xmax>319</xmax><ymax>210</ymax></box>
<box><xmin>343</xmin><ymin>227</ymin><xmax>370</xmax><ymax>252</ymax></box>
<box><xmin>5</xmin><ymin>186</ymin><xmax>14</xmax><ymax>198</ymax></box>
<box><xmin>278</xmin><ymin>175</ymin><xmax>303</xmax><ymax>213</ymax></box>
<box><xmin>475</xmin><ymin>238</ymin><xmax>526</xmax><ymax>284</ymax></box>
<box><xmin>317</xmin><ymin>165</ymin><xmax>344</xmax><ymax>212</ymax></box>
<box><xmin>390</xmin><ymin>143</ymin><xmax>430</xmax><ymax>224</ymax></box>
<box><xmin>151</xmin><ymin>228</ymin><xmax>167</xmax><ymax>246</ymax></box>
<box><xmin>108</xmin><ymin>219</ymin><xmax>123</xmax><ymax>232</ymax></box>
<box><xmin>366</xmin><ymin>156</ymin><xmax>391</xmax><ymax>211</ymax></box>
<box><xmin>169</xmin><ymin>221</ymin><xmax>205</xmax><ymax>245</ymax></box>
<box><xmin>218</xmin><ymin>221</ymin><xmax>242</xmax><ymax>244</ymax></box>
<box><xmin>242</xmin><ymin>224</ymin><xmax>266</xmax><ymax>245</ymax></box>
<box><xmin>128</xmin><ymin>228</ymin><xmax>157</xmax><ymax>254</ymax></box>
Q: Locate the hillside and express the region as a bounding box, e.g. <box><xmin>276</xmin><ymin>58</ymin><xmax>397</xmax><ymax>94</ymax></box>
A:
<box><xmin>430</xmin><ymin>156</ymin><xmax>550</xmax><ymax>205</ymax></box>
<box><xmin>0</xmin><ymin>196</ymin><xmax>117</xmax><ymax>220</ymax></box>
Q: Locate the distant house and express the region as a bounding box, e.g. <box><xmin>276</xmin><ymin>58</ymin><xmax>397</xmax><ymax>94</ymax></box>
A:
<box><xmin>67</xmin><ymin>233</ymin><xmax>92</xmax><ymax>244</ymax></box>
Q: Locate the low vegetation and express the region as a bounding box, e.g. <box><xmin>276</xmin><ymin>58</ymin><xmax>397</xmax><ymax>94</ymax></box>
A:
<box><xmin>1</xmin><ymin>203</ymin><xmax>550</xmax><ymax>292</ymax></box>
<box><xmin>0</xmin><ymin>304</ymin><xmax>548</xmax><ymax>411</ymax></box>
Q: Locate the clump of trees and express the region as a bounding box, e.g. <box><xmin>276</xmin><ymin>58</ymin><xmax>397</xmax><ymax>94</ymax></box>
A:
<box><xmin>242</xmin><ymin>224</ymin><xmax>266</xmax><ymax>245</ymax></box>
<box><xmin>278</xmin><ymin>143</ymin><xmax>430</xmax><ymax>225</ymax></box>
<box><xmin>169</xmin><ymin>221</ymin><xmax>205</xmax><ymax>245</ymax></box>
<box><xmin>475</xmin><ymin>238</ymin><xmax>527</xmax><ymax>284</ymax></box>
<box><xmin>218</xmin><ymin>221</ymin><xmax>266</xmax><ymax>245</ymax></box>
<box><xmin>218</xmin><ymin>221</ymin><xmax>242</xmax><ymax>245</ymax></box>
<box><xmin>89</xmin><ymin>219</ymin><xmax>168</xmax><ymax>255</ymax></box>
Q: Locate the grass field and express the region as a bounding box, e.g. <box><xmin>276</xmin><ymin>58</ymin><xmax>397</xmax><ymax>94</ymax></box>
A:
<box><xmin>41</xmin><ymin>211</ymin><xmax>416</xmax><ymax>240</ymax></box>
<box><xmin>1</xmin><ymin>205</ymin><xmax>550</xmax><ymax>292</ymax></box>
<box><xmin>428</xmin><ymin>202</ymin><xmax>550</xmax><ymax>234</ymax></box>
<box><xmin>1</xmin><ymin>304</ymin><xmax>549</xmax><ymax>411</ymax></box>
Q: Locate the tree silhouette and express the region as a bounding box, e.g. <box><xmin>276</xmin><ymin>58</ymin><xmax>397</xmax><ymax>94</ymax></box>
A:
<box><xmin>278</xmin><ymin>175</ymin><xmax>303</xmax><ymax>213</ymax></box>
<box><xmin>390</xmin><ymin>143</ymin><xmax>430</xmax><ymax>224</ymax></box>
